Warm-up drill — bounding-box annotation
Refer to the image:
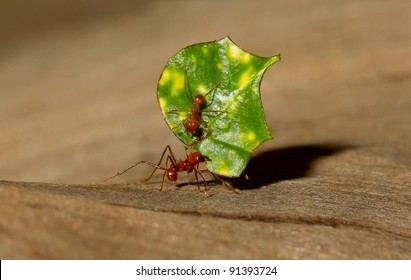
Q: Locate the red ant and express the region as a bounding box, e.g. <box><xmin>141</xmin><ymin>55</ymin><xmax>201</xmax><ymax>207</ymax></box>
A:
<box><xmin>100</xmin><ymin>145</ymin><xmax>240</xmax><ymax>193</ymax></box>
<box><xmin>168</xmin><ymin>65</ymin><xmax>224</xmax><ymax>141</ymax></box>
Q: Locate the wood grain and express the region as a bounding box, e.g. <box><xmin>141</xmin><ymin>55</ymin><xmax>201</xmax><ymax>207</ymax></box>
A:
<box><xmin>1</xmin><ymin>0</ymin><xmax>410</xmax><ymax>259</ymax></box>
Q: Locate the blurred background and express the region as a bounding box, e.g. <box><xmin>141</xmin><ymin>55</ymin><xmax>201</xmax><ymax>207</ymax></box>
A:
<box><xmin>1</xmin><ymin>0</ymin><xmax>410</xmax><ymax>184</ymax></box>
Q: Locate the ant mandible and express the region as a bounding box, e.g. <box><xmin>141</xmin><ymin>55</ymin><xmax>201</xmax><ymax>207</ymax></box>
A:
<box><xmin>168</xmin><ymin>64</ymin><xmax>223</xmax><ymax>140</ymax></box>
<box><xmin>101</xmin><ymin>145</ymin><xmax>209</xmax><ymax>192</ymax></box>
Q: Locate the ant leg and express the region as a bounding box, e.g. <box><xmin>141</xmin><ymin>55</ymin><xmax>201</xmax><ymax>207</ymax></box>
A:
<box><xmin>197</xmin><ymin>166</ymin><xmax>208</xmax><ymax>192</ymax></box>
<box><xmin>183</xmin><ymin>63</ymin><xmax>193</xmax><ymax>104</ymax></box>
<box><xmin>165</xmin><ymin>112</ymin><xmax>193</xmax><ymax>135</ymax></box>
<box><xmin>145</xmin><ymin>145</ymin><xmax>175</xmax><ymax>181</ymax></box>
<box><xmin>159</xmin><ymin>155</ymin><xmax>170</xmax><ymax>191</ymax></box>
<box><xmin>192</xmin><ymin>118</ymin><xmax>211</xmax><ymax>140</ymax></box>
<box><xmin>193</xmin><ymin>168</ymin><xmax>201</xmax><ymax>192</ymax></box>
<box><xmin>201</xmin><ymin>110</ymin><xmax>228</xmax><ymax>114</ymax></box>
<box><xmin>203</xmin><ymin>81</ymin><xmax>221</xmax><ymax>100</ymax></box>
<box><xmin>169</xmin><ymin>115</ymin><xmax>186</xmax><ymax>131</ymax></box>
<box><xmin>164</xmin><ymin>145</ymin><xmax>178</xmax><ymax>165</ymax></box>
<box><xmin>169</xmin><ymin>114</ymin><xmax>191</xmax><ymax>132</ymax></box>
<box><xmin>100</xmin><ymin>161</ymin><xmax>144</xmax><ymax>183</ymax></box>
<box><xmin>202</xmin><ymin>81</ymin><xmax>221</xmax><ymax>110</ymax></box>
<box><xmin>211</xmin><ymin>173</ymin><xmax>241</xmax><ymax>194</ymax></box>
<box><xmin>193</xmin><ymin>165</ymin><xmax>206</xmax><ymax>192</ymax></box>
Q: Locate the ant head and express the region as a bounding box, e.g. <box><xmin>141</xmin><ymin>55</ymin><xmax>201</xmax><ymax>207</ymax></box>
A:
<box><xmin>187</xmin><ymin>152</ymin><xmax>207</xmax><ymax>164</ymax></box>
<box><xmin>193</xmin><ymin>95</ymin><xmax>206</xmax><ymax>106</ymax></box>
<box><xmin>167</xmin><ymin>169</ymin><xmax>178</xmax><ymax>182</ymax></box>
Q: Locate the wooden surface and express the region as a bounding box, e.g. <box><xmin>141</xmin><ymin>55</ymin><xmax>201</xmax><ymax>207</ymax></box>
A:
<box><xmin>1</xmin><ymin>0</ymin><xmax>410</xmax><ymax>259</ymax></box>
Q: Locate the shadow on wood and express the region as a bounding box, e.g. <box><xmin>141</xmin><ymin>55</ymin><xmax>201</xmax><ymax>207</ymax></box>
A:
<box><xmin>233</xmin><ymin>143</ymin><xmax>353</xmax><ymax>190</ymax></box>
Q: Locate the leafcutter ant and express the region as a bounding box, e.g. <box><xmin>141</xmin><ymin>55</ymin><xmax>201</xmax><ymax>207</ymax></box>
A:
<box><xmin>168</xmin><ymin>64</ymin><xmax>225</xmax><ymax>141</ymax></box>
<box><xmin>100</xmin><ymin>145</ymin><xmax>240</xmax><ymax>193</ymax></box>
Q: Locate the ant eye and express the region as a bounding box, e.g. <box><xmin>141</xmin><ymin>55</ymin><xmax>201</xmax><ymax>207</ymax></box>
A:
<box><xmin>194</xmin><ymin>95</ymin><xmax>205</xmax><ymax>105</ymax></box>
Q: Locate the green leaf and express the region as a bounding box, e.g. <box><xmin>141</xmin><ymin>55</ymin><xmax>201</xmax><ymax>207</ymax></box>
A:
<box><xmin>157</xmin><ymin>36</ymin><xmax>280</xmax><ymax>177</ymax></box>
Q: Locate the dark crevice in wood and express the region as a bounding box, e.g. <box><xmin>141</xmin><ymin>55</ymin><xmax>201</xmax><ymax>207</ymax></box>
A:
<box><xmin>106</xmin><ymin>202</ymin><xmax>411</xmax><ymax>240</ymax></box>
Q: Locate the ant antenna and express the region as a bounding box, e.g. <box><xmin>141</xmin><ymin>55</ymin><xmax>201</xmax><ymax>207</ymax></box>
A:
<box><xmin>100</xmin><ymin>160</ymin><xmax>162</xmax><ymax>184</ymax></box>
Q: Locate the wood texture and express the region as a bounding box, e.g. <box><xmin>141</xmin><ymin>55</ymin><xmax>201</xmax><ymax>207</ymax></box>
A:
<box><xmin>1</xmin><ymin>0</ymin><xmax>410</xmax><ymax>259</ymax></box>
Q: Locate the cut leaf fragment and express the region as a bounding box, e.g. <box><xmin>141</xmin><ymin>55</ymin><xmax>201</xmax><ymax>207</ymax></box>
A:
<box><xmin>157</xmin><ymin>36</ymin><xmax>280</xmax><ymax>177</ymax></box>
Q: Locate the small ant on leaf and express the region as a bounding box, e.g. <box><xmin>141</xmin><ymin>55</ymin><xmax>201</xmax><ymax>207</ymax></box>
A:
<box><xmin>100</xmin><ymin>145</ymin><xmax>240</xmax><ymax>193</ymax></box>
<box><xmin>167</xmin><ymin>64</ymin><xmax>225</xmax><ymax>141</ymax></box>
